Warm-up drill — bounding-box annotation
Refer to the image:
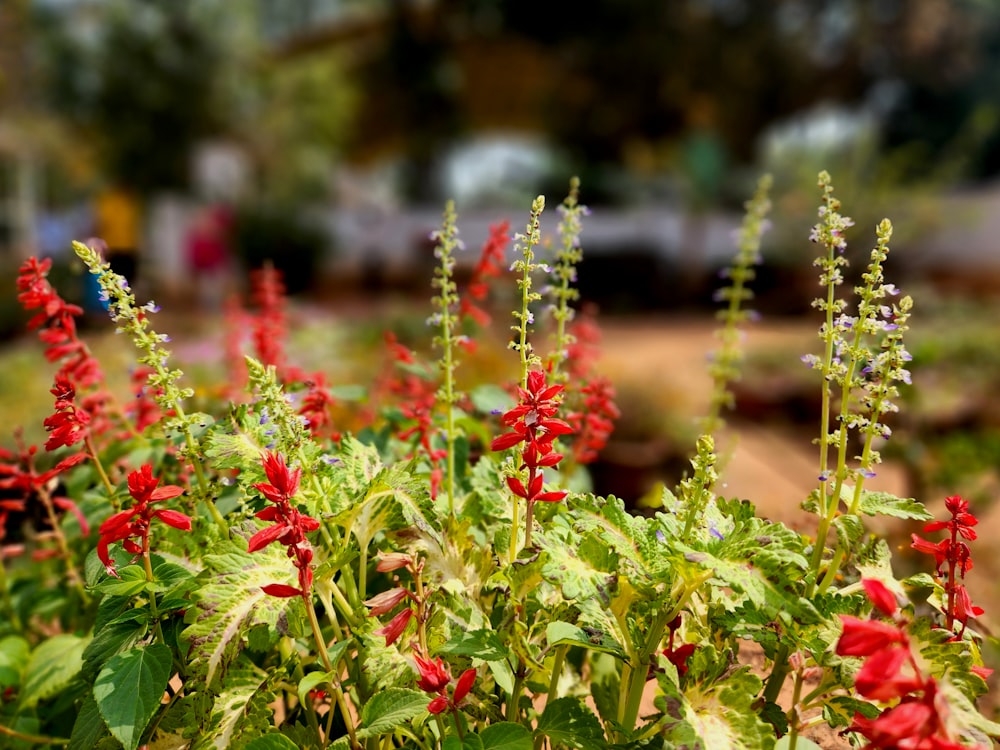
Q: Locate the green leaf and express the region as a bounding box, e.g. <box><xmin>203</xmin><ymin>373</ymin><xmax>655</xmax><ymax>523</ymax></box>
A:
<box><xmin>535</xmin><ymin>697</ymin><xmax>605</xmax><ymax>750</ymax></box>
<box><xmin>487</xmin><ymin>659</ymin><xmax>515</xmax><ymax>695</ymax></box>
<box><xmin>243</xmin><ymin>735</ymin><xmax>301</xmax><ymax>750</ymax></box>
<box><xmin>69</xmin><ymin>693</ymin><xmax>111</xmax><ymax>750</ymax></box>
<box><xmin>857</xmin><ymin>491</ymin><xmax>932</xmax><ymax>520</ymax></box>
<box><xmin>822</xmin><ymin>695</ymin><xmax>878</xmax><ymax>728</ymax></box>
<box><xmin>94</xmin><ymin>644</ymin><xmax>172</xmax><ymax>750</ymax></box>
<box><xmin>0</xmin><ymin>635</ymin><xmax>30</xmax><ymax>688</ymax></box>
<box><xmin>297</xmin><ymin>669</ymin><xmax>339</xmax><ymax>708</ymax></box>
<box><xmin>545</xmin><ymin>621</ymin><xmax>626</xmax><ymax>659</ymax></box>
<box><xmin>480</xmin><ymin>722</ymin><xmax>533</xmax><ymax>750</ymax></box>
<box><xmin>469</xmin><ymin>384</ymin><xmax>515</xmax><ymax>414</ymax></box>
<box><xmin>182</xmin><ymin>542</ymin><xmax>301</xmax><ymax>691</ymax></box>
<box><xmin>358</xmin><ymin>688</ymin><xmax>430</xmax><ymax>737</ymax></box>
<box><xmin>682</xmin><ymin>667</ymin><xmax>773</xmax><ymax>749</ymax></box>
<box><xmin>82</xmin><ymin>616</ymin><xmax>148</xmax><ymax>679</ymax></box>
<box><xmin>94</xmin><ymin>565</ymin><xmax>149</xmax><ymax>596</ymax></box>
<box><xmin>774</xmin><ymin>738</ymin><xmax>822</xmax><ymax>750</ymax></box>
<box><xmin>440</xmin><ymin>628</ymin><xmax>508</xmax><ymax>661</ymax></box>
<box><xmin>20</xmin><ymin>632</ymin><xmax>89</xmax><ymax>709</ymax></box>
<box><xmin>188</xmin><ymin>657</ymin><xmax>278</xmax><ymax>749</ymax></box>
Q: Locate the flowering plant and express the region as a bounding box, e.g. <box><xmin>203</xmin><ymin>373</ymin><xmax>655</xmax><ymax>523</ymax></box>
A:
<box><xmin>0</xmin><ymin>172</ymin><xmax>996</xmax><ymax>750</ymax></box>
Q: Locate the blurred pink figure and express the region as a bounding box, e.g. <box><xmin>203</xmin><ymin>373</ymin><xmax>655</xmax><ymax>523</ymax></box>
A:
<box><xmin>186</xmin><ymin>205</ymin><xmax>234</xmax><ymax>311</ymax></box>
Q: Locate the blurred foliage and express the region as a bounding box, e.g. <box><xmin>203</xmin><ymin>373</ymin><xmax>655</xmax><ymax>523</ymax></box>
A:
<box><xmin>37</xmin><ymin>1</ymin><xmax>223</xmax><ymax>195</ymax></box>
<box><xmin>231</xmin><ymin>204</ymin><xmax>329</xmax><ymax>294</ymax></box>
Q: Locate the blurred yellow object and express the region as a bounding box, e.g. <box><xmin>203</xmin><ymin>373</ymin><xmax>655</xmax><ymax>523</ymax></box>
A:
<box><xmin>95</xmin><ymin>187</ymin><xmax>139</xmax><ymax>252</ymax></box>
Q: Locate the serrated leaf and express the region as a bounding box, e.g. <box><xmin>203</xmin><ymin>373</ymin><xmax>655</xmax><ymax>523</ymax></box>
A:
<box><xmin>535</xmin><ymin>697</ymin><xmax>605</xmax><ymax>750</ymax></box>
<box><xmin>69</xmin><ymin>693</ymin><xmax>111</xmax><ymax>750</ymax></box>
<box><xmin>857</xmin><ymin>491</ymin><xmax>931</xmax><ymax>520</ymax></box>
<box><xmin>94</xmin><ymin>644</ymin><xmax>172</xmax><ymax>750</ymax></box>
<box><xmin>683</xmin><ymin>668</ymin><xmax>773</xmax><ymax>749</ymax></box>
<box><xmin>82</xmin><ymin>616</ymin><xmax>149</xmax><ymax>679</ymax></box>
<box><xmin>358</xmin><ymin>688</ymin><xmax>429</xmax><ymax>737</ymax></box>
<box><xmin>832</xmin><ymin>514</ymin><xmax>865</xmax><ymax>550</ymax></box>
<box><xmin>243</xmin><ymin>735</ymin><xmax>301</xmax><ymax>750</ymax></box>
<box><xmin>94</xmin><ymin>565</ymin><xmax>149</xmax><ymax>596</ymax></box>
<box><xmin>20</xmin><ymin>632</ymin><xmax>89</xmax><ymax>709</ymax></box>
<box><xmin>182</xmin><ymin>542</ymin><xmax>299</xmax><ymax>691</ymax></box>
<box><xmin>480</xmin><ymin>722</ymin><xmax>533</xmax><ymax>750</ymax></box>
<box><xmin>540</xmin><ymin>532</ymin><xmax>619</xmax><ymax>603</ymax></box>
<box><xmin>189</xmin><ymin>657</ymin><xmax>278</xmax><ymax>750</ymax></box>
<box><xmin>440</xmin><ymin>629</ymin><xmax>508</xmax><ymax>661</ymax></box>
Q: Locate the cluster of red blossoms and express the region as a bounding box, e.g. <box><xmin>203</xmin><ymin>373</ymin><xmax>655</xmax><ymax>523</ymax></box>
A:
<box><xmin>561</xmin><ymin>308</ymin><xmax>619</xmax><ymax>465</ymax></box>
<box><xmin>98</xmin><ymin>465</ymin><xmax>191</xmax><ymax>576</ymax></box>
<box><xmin>459</xmin><ymin>220</ymin><xmax>511</xmax><ymax>331</ymax></box>
<box><xmin>911</xmin><ymin>495</ymin><xmax>984</xmax><ymax>638</ymax></box>
<box><xmin>491</xmin><ymin>370</ymin><xmax>573</xmax><ymax>506</ymax></box>
<box><xmin>414</xmin><ymin>654</ymin><xmax>477</xmax><ymax>716</ymax></box>
<box><xmin>837</xmin><ymin>578</ymin><xmax>988</xmax><ymax>750</ymax></box>
<box><xmin>377</xmin><ymin>333</ymin><xmax>447</xmax><ymax>499</ymax></box>
<box><xmin>365</xmin><ymin>552</ymin><xmax>478</xmax><ymax>715</ymax></box>
<box><xmin>247</xmin><ymin>452</ymin><xmax>320</xmax><ymax>599</ymax></box>
<box><xmin>17</xmin><ymin>258</ymin><xmax>113</xmax><ymax>452</ymax></box>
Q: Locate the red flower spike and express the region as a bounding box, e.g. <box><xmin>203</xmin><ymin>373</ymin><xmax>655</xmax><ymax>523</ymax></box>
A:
<box><xmin>97</xmin><ymin>465</ymin><xmax>190</xmax><ymax>577</ymax></box>
<box><xmin>247</xmin><ymin>452</ymin><xmax>319</xmax><ymax>600</ymax></box>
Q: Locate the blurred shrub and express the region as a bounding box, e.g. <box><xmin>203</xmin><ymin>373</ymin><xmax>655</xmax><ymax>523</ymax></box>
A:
<box><xmin>230</xmin><ymin>205</ymin><xmax>329</xmax><ymax>294</ymax></box>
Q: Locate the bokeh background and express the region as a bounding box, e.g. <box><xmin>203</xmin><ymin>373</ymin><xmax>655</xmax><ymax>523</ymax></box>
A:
<box><xmin>5</xmin><ymin>0</ymin><xmax>1000</xmax><ymax>577</ymax></box>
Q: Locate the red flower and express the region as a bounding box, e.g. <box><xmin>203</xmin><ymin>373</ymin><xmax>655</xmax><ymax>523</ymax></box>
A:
<box><xmin>414</xmin><ymin>654</ymin><xmax>451</xmax><ymax>693</ymax></box>
<box><xmin>459</xmin><ymin>220</ymin><xmax>510</xmax><ymax>328</ymax></box>
<box><xmin>492</xmin><ymin>370</ymin><xmax>573</xmax><ymax>511</ymax></box>
<box><xmin>248</xmin><ymin>452</ymin><xmax>319</xmax><ymax>599</ymax></box>
<box><xmin>43</xmin><ymin>375</ymin><xmax>91</xmax><ymax>451</ymax></box>
<box><xmin>373</xmin><ymin>608</ymin><xmax>414</xmax><ymax>646</ymax></box>
<box><xmin>862</xmin><ymin>578</ymin><xmax>899</xmax><ymax>618</ymax></box>
<box><xmin>297</xmin><ymin>372</ymin><xmax>340</xmax><ymax>442</ymax></box>
<box><xmin>364</xmin><ymin>587</ymin><xmax>412</xmax><ymax>617</ymax></box>
<box><xmin>414</xmin><ymin>654</ymin><xmax>477</xmax><ymax>715</ymax></box>
<box><xmin>911</xmin><ymin>495</ymin><xmax>983</xmax><ymax>636</ymax></box>
<box><xmin>837</xmin><ymin>616</ymin><xmax>907</xmax><ymax>657</ymax></box>
<box><xmin>98</xmin><ymin>466</ymin><xmax>189</xmax><ymax>576</ymax></box>
<box><xmin>853</xmin><ymin>646</ymin><xmax>923</xmax><ymax>702</ymax></box>
<box><xmin>568</xmin><ymin>376</ymin><xmax>620</xmax><ymax>464</ymax></box>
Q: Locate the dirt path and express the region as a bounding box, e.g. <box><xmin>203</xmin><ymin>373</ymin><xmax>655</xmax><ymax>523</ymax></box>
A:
<box><xmin>597</xmin><ymin>316</ymin><xmax>909</xmax><ymax>529</ymax></box>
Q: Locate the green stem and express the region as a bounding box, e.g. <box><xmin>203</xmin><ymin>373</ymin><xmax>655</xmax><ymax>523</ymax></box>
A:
<box><xmin>509</xmin><ymin>495</ymin><xmax>520</xmax><ymax>565</ymax></box>
<box><xmin>618</xmin><ymin>608</ymin><xmax>674</xmax><ymax>735</ymax></box>
<box><xmin>0</xmin><ymin>722</ymin><xmax>69</xmax><ymax>745</ymax></box>
<box><xmin>762</xmin><ymin>642</ymin><xmax>791</xmax><ymax>706</ymax></box>
<box><xmin>306</xmin><ymin>596</ymin><xmax>359</xmax><ymax>749</ymax></box>
<box><xmin>546</xmin><ymin>644</ymin><xmax>568</xmax><ymax>706</ymax></box>
<box><xmin>142</xmin><ymin>532</ymin><xmax>164</xmax><ymax>644</ymax></box>
<box><xmin>84</xmin><ymin>434</ymin><xmax>116</xmax><ymax>502</ymax></box>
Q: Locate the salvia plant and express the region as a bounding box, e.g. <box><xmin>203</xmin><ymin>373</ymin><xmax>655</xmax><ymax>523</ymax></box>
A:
<box><xmin>0</xmin><ymin>172</ymin><xmax>996</xmax><ymax>750</ymax></box>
